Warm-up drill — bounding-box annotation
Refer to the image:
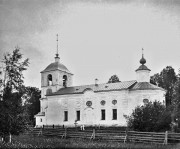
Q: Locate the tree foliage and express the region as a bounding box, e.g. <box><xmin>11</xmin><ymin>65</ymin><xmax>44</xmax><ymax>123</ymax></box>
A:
<box><xmin>150</xmin><ymin>66</ymin><xmax>177</xmax><ymax>106</ymax></box>
<box><xmin>22</xmin><ymin>86</ymin><xmax>41</xmax><ymax>125</ymax></box>
<box><xmin>125</xmin><ymin>101</ymin><xmax>171</xmax><ymax>132</ymax></box>
<box><xmin>108</xmin><ymin>75</ymin><xmax>120</xmax><ymax>83</ymax></box>
<box><xmin>0</xmin><ymin>48</ymin><xmax>29</xmax><ymax>137</ymax></box>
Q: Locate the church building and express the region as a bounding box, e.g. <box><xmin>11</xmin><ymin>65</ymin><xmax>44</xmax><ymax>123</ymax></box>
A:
<box><xmin>35</xmin><ymin>39</ymin><xmax>166</xmax><ymax>127</ymax></box>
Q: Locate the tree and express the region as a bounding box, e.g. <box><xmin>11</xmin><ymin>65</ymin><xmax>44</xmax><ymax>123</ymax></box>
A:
<box><xmin>0</xmin><ymin>48</ymin><xmax>29</xmax><ymax>142</ymax></box>
<box><xmin>22</xmin><ymin>86</ymin><xmax>41</xmax><ymax>125</ymax></box>
<box><xmin>171</xmin><ymin>71</ymin><xmax>180</xmax><ymax>129</ymax></box>
<box><xmin>150</xmin><ymin>66</ymin><xmax>177</xmax><ymax>106</ymax></box>
<box><xmin>108</xmin><ymin>75</ymin><xmax>120</xmax><ymax>83</ymax></box>
<box><xmin>125</xmin><ymin>101</ymin><xmax>171</xmax><ymax>132</ymax></box>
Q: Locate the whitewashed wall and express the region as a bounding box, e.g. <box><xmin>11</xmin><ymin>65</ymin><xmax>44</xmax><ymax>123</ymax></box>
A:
<box><xmin>37</xmin><ymin>88</ymin><xmax>165</xmax><ymax>127</ymax></box>
<box><xmin>136</xmin><ymin>70</ymin><xmax>150</xmax><ymax>82</ymax></box>
<box><xmin>41</xmin><ymin>70</ymin><xmax>73</xmax><ymax>98</ymax></box>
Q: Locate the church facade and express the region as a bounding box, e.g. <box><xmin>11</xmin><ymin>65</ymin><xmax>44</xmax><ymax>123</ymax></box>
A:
<box><xmin>35</xmin><ymin>52</ymin><xmax>166</xmax><ymax>127</ymax></box>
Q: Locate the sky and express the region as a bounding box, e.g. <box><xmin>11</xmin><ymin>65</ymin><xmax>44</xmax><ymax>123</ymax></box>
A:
<box><xmin>0</xmin><ymin>0</ymin><xmax>180</xmax><ymax>88</ymax></box>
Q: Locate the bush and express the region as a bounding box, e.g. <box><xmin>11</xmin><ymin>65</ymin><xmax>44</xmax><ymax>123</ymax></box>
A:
<box><xmin>125</xmin><ymin>101</ymin><xmax>171</xmax><ymax>132</ymax></box>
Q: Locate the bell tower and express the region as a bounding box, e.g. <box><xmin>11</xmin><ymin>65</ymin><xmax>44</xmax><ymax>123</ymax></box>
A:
<box><xmin>40</xmin><ymin>35</ymin><xmax>73</xmax><ymax>98</ymax></box>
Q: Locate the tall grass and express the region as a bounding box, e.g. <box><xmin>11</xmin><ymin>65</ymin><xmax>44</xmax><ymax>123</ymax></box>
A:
<box><xmin>0</xmin><ymin>134</ymin><xmax>180</xmax><ymax>148</ymax></box>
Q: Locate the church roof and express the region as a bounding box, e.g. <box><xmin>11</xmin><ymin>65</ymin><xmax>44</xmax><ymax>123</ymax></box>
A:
<box><xmin>136</xmin><ymin>64</ymin><xmax>151</xmax><ymax>71</ymax></box>
<box><xmin>48</xmin><ymin>80</ymin><xmax>137</xmax><ymax>96</ymax></box>
<box><xmin>34</xmin><ymin>112</ymin><xmax>45</xmax><ymax>117</ymax></box>
<box><xmin>130</xmin><ymin>82</ymin><xmax>165</xmax><ymax>91</ymax></box>
<box><xmin>41</xmin><ymin>62</ymin><xmax>72</xmax><ymax>74</ymax></box>
<box><xmin>47</xmin><ymin>80</ymin><xmax>165</xmax><ymax>96</ymax></box>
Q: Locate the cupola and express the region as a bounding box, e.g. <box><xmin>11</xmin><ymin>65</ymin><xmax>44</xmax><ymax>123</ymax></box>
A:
<box><xmin>136</xmin><ymin>49</ymin><xmax>151</xmax><ymax>82</ymax></box>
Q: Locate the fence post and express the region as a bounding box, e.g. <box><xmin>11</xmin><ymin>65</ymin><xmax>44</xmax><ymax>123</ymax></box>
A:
<box><xmin>65</xmin><ymin>128</ymin><xmax>67</xmax><ymax>139</ymax></box>
<box><xmin>38</xmin><ymin>128</ymin><xmax>42</xmax><ymax>136</ymax></box>
<box><xmin>93</xmin><ymin>129</ymin><xmax>95</xmax><ymax>139</ymax></box>
<box><xmin>90</xmin><ymin>129</ymin><xmax>95</xmax><ymax>140</ymax></box>
<box><xmin>164</xmin><ymin>131</ymin><xmax>168</xmax><ymax>145</ymax></box>
<box><xmin>124</xmin><ymin>129</ymin><xmax>129</xmax><ymax>143</ymax></box>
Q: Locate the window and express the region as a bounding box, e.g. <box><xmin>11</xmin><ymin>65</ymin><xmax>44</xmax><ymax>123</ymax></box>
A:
<box><xmin>46</xmin><ymin>88</ymin><xmax>52</xmax><ymax>95</ymax></box>
<box><xmin>63</xmin><ymin>75</ymin><xmax>67</xmax><ymax>87</ymax></box>
<box><xmin>101</xmin><ymin>109</ymin><xmax>105</xmax><ymax>120</ymax></box>
<box><xmin>100</xmin><ymin>100</ymin><xmax>106</xmax><ymax>106</ymax></box>
<box><xmin>76</xmin><ymin>110</ymin><xmax>80</xmax><ymax>121</ymax></box>
<box><xmin>47</xmin><ymin>74</ymin><xmax>52</xmax><ymax>86</ymax></box>
<box><xmin>112</xmin><ymin>100</ymin><xmax>117</xmax><ymax>105</ymax></box>
<box><xmin>112</xmin><ymin>109</ymin><xmax>117</xmax><ymax>120</ymax></box>
<box><xmin>86</xmin><ymin>101</ymin><xmax>92</xmax><ymax>107</ymax></box>
<box><xmin>64</xmin><ymin>111</ymin><xmax>68</xmax><ymax>121</ymax></box>
<box><xmin>40</xmin><ymin>118</ymin><xmax>42</xmax><ymax>122</ymax></box>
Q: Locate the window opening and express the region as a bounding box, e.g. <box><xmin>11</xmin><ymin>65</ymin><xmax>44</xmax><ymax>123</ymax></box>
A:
<box><xmin>64</xmin><ymin>111</ymin><xmax>68</xmax><ymax>121</ymax></box>
<box><xmin>76</xmin><ymin>110</ymin><xmax>80</xmax><ymax>121</ymax></box>
<box><xmin>47</xmin><ymin>74</ymin><xmax>52</xmax><ymax>86</ymax></box>
<box><xmin>46</xmin><ymin>89</ymin><xmax>52</xmax><ymax>95</ymax></box>
<box><xmin>101</xmin><ymin>109</ymin><xmax>105</xmax><ymax>120</ymax></box>
<box><xmin>112</xmin><ymin>109</ymin><xmax>117</xmax><ymax>120</ymax></box>
<box><xmin>63</xmin><ymin>75</ymin><xmax>67</xmax><ymax>87</ymax></box>
<box><xmin>100</xmin><ymin>100</ymin><xmax>106</xmax><ymax>106</ymax></box>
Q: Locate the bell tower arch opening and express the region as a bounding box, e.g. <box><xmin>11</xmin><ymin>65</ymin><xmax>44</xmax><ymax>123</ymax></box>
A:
<box><xmin>63</xmin><ymin>75</ymin><xmax>67</xmax><ymax>87</ymax></box>
<box><xmin>47</xmin><ymin>74</ymin><xmax>52</xmax><ymax>86</ymax></box>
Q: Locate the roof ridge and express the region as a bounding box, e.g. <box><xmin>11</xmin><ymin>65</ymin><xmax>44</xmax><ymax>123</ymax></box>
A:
<box><xmin>62</xmin><ymin>80</ymin><xmax>137</xmax><ymax>88</ymax></box>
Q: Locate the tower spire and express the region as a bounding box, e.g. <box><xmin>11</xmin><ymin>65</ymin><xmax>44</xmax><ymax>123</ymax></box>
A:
<box><xmin>55</xmin><ymin>34</ymin><xmax>60</xmax><ymax>62</ymax></box>
<box><xmin>56</xmin><ymin>34</ymin><xmax>59</xmax><ymax>57</ymax></box>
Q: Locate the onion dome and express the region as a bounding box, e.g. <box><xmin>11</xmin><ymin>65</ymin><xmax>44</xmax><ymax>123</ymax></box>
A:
<box><xmin>140</xmin><ymin>55</ymin><xmax>146</xmax><ymax>65</ymax></box>
<box><xmin>136</xmin><ymin>50</ymin><xmax>151</xmax><ymax>72</ymax></box>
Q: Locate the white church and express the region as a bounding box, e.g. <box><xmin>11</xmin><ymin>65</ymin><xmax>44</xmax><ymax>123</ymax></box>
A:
<box><xmin>35</xmin><ymin>43</ymin><xmax>166</xmax><ymax>127</ymax></box>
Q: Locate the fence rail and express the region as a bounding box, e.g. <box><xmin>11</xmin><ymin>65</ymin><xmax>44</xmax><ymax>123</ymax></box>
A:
<box><xmin>26</xmin><ymin>126</ymin><xmax>180</xmax><ymax>144</ymax></box>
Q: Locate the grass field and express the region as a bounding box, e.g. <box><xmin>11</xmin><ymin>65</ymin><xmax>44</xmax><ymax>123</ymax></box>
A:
<box><xmin>0</xmin><ymin>134</ymin><xmax>180</xmax><ymax>149</ymax></box>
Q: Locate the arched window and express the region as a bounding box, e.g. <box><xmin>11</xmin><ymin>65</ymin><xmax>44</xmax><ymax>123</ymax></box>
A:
<box><xmin>63</xmin><ymin>75</ymin><xmax>67</xmax><ymax>87</ymax></box>
<box><xmin>47</xmin><ymin>74</ymin><xmax>52</xmax><ymax>86</ymax></box>
<box><xmin>46</xmin><ymin>88</ymin><xmax>52</xmax><ymax>95</ymax></box>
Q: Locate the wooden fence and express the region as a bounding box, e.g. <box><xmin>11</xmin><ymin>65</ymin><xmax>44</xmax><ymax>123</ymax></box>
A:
<box><xmin>27</xmin><ymin>127</ymin><xmax>180</xmax><ymax>144</ymax></box>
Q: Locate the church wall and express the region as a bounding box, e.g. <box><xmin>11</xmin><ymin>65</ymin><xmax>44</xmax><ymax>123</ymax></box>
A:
<box><xmin>38</xmin><ymin>88</ymin><xmax>165</xmax><ymax>127</ymax></box>
<box><xmin>45</xmin><ymin>90</ymin><xmax>131</xmax><ymax>127</ymax></box>
<box><xmin>35</xmin><ymin>116</ymin><xmax>46</xmax><ymax>126</ymax></box>
<box><xmin>41</xmin><ymin>70</ymin><xmax>72</xmax><ymax>87</ymax></box>
<box><xmin>136</xmin><ymin>70</ymin><xmax>150</xmax><ymax>82</ymax></box>
<box><xmin>41</xmin><ymin>70</ymin><xmax>73</xmax><ymax>98</ymax></box>
<box><xmin>128</xmin><ymin>89</ymin><xmax>165</xmax><ymax>114</ymax></box>
<box><xmin>40</xmin><ymin>98</ymin><xmax>48</xmax><ymax>112</ymax></box>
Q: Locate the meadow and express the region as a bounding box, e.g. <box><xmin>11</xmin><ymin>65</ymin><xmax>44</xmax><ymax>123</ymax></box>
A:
<box><xmin>0</xmin><ymin>134</ymin><xmax>180</xmax><ymax>149</ymax></box>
